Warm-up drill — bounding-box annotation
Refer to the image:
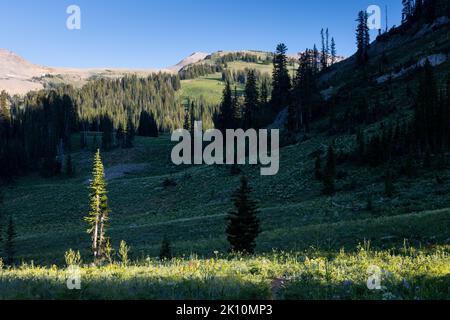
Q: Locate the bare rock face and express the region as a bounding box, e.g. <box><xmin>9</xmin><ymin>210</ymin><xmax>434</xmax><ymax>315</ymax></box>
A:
<box><xmin>0</xmin><ymin>49</ymin><xmax>50</xmax><ymax>95</ymax></box>
<box><xmin>166</xmin><ymin>52</ymin><xmax>209</xmax><ymax>72</ymax></box>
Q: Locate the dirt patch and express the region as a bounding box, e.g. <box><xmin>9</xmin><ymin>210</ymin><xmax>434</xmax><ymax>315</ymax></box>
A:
<box><xmin>104</xmin><ymin>163</ymin><xmax>148</xmax><ymax>180</ymax></box>
<box><xmin>85</xmin><ymin>163</ymin><xmax>148</xmax><ymax>183</ymax></box>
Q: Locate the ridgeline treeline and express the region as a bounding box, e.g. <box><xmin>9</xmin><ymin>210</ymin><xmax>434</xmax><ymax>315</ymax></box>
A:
<box><xmin>179</xmin><ymin>63</ymin><xmax>223</xmax><ymax>80</ymax></box>
<box><xmin>214</xmin><ymin>52</ymin><xmax>272</xmax><ymax>65</ymax></box>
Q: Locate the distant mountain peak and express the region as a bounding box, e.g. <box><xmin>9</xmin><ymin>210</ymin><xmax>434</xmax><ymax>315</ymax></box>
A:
<box><xmin>168</xmin><ymin>52</ymin><xmax>209</xmax><ymax>72</ymax></box>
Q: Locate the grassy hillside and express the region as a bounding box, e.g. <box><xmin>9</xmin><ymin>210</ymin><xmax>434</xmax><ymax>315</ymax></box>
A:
<box><xmin>3</xmin><ymin>133</ymin><xmax>450</xmax><ymax>265</ymax></box>
<box><xmin>178</xmin><ymin>73</ymin><xmax>229</xmax><ymax>105</ymax></box>
<box><xmin>177</xmin><ymin>51</ymin><xmax>298</xmax><ymax>106</ymax></box>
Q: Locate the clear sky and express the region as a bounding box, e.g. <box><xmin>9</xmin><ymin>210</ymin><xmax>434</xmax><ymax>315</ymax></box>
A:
<box><xmin>0</xmin><ymin>0</ymin><xmax>402</xmax><ymax>69</ymax></box>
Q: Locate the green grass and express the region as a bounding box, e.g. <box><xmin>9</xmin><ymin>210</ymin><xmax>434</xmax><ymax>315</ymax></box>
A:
<box><xmin>3</xmin><ymin>133</ymin><xmax>450</xmax><ymax>266</ymax></box>
<box><xmin>0</xmin><ymin>246</ymin><xmax>448</xmax><ymax>300</ymax></box>
<box><xmin>178</xmin><ymin>73</ymin><xmax>227</xmax><ymax>105</ymax></box>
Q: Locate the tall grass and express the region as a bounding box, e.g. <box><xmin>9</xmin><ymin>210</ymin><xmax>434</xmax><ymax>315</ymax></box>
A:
<box><xmin>0</xmin><ymin>245</ymin><xmax>448</xmax><ymax>300</ymax></box>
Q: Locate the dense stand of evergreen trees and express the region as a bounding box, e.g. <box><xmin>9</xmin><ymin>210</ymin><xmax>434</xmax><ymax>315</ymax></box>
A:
<box><xmin>0</xmin><ymin>90</ymin><xmax>76</xmax><ymax>181</ymax></box>
<box><xmin>215</xmin><ymin>52</ymin><xmax>271</xmax><ymax>65</ymax></box>
<box><xmin>401</xmin><ymin>0</ymin><xmax>450</xmax><ymax>26</ymax></box>
<box><xmin>73</xmin><ymin>74</ymin><xmax>181</xmax><ymax>132</ymax></box>
<box><xmin>354</xmin><ymin>62</ymin><xmax>450</xmax><ymax>171</ymax></box>
<box><xmin>179</xmin><ymin>63</ymin><xmax>223</xmax><ymax>80</ymax></box>
<box><xmin>289</xmin><ymin>49</ymin><xmax>323</xmax><ymax>132</ymax></box>
<box><xmin>215</xmin><ymin>82</ymin><xmax>240</xmax><ymax>132</ymax></box>
<box><xmin>0</xmin><ymin>73</ymin><xmax>185</xmax><ymax>182</ymax></box>
<box><xmin>221</xmin><ymin>68</ymin><xmax>271</xmax><ymax>87</ymax></box>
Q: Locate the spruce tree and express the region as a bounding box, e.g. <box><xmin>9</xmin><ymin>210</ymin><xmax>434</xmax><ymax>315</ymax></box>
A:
<box><xmin>183</xmin><ymin>105</ymin><xmax>191</xmax><ymax>131</ymax></box>
<box><xmin>331</xmin><ymin>37</ymin><xmax>337</xmax><ymax>65</ymax></box>
<box><xmin>292</xmin><ymin>49</ymin><xmax>318</xmax><ymax>132</ymax></box>
<box><xmin>320</xmin><ymin>29</ymin><xmax>327</xmax><ymax>70</ymax></box>
<box><xmin>243</xmin><ymin>70</ymin><xmax>259</xmax><ymax>129</ymax></box>
<box><xmin>414</xmin><ymin>59</ymin><xmax>439</xmax><ymax>153</ymax></box>
<box><xmin>116</xmin><ymin>123</ymin><xmax>125</xmax><ymax>147</ymax></box>
<box><xmin>159</xmin><ymin>236</ymin><xmax>172</xmax><ymax>260</ymax></box>
<box><xmin>312</xmin><ymin>45</ymin><xmax>319</xmax><ymax>74</ymax></box>
<box><xmin>260</xmin><ymin>78</ymin><xmax>269</xmax><ymax>106</ymax></box>
<box><xmin>271</xmin><ymin>43</ymin><xmax>291</xmax><ymax>112</ymax></box>
<box><xmin>323</xmin><ymin>144</ymin><xmax>336</xmax><ymax>195</ymax></box>
<box><xmin>138</xmin><ymin>111</ymin><xmax>159</xmax><ymax>137</ymax></box>
<box><xmin>414</xmin><ymin>0</ymin><xmax>424</xmax><ymax>19</ymax></box>
<box><xmin>4</xmin><ymin>217</ymin><xmax>16</xmax><ymax>266</ymax></box>
<box><xmin>402</xmin><ymin>0</ymin><xmax>414</xmax><ymax>23</ymax></box>
<box><xmin>189</xmin><ymin>101</ymin><xmax>196</xmax><ymax>135</ymax></box>
<box><xmin>85</xmin><ymin>150</ymin><xmax>110</xmax><ymax>264</ymax></box>
<box><xmin>217</xmin><ymin>82</ymin><xmax>237</xmax><ymax>132</ymax></box>
<box><xmin>124</xmin><ymin>116</ymin><xmax>135</xmax><ymax>149</ymax></box>
<box><xmin>356</xmin><ymin>11</ymin><xmax>370</xmax><ymax>66</ymax></box>
<box><xmin>101</xmin><ymin>116</ymin><xmax>114</xmax><ymax>151</ymax></box>
<box><xmin>226</xmin><ymin>176</ymin><xmax>261</xmax><ymax>254</ymax></box>
<box><xmin>326</xmin><ymin>29</ymin><xmax>330</xmax><ymax>59</ymax></box>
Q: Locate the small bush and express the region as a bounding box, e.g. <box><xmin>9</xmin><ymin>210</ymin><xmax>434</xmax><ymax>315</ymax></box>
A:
<box><xmin>118</xmin><ymin>240</ymin><xmax>130</xmax><ymax>267</ymax></box>
<box><xmin>162</xmin><ymin>178</ymin><xmax>177</xmax><ymax>188</ymax></box>
<box><xmin>64</xmin><ymin>249</ymin><xmax>82</xmax><ymax>267</ymax></box>
<box><xmin>159</xmin><ymin>236</ymin><xmax>172</xmax><ymax>260</ymax></box>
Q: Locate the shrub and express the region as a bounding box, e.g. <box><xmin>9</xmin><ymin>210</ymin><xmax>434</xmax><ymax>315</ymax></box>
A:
<box><xmin>64</xmin><ymin>249</ymin><xmax>82</xmax><ymax>267</ymax></box>
<box><xmin>159</xmin><ymin>236</ymin><xmax>172</xmax><ymax>260</ymax></box>
<box><xmin>118</xmin><ymin>240</ymin><xmax>130</xmax><ymax>267</ymax></box>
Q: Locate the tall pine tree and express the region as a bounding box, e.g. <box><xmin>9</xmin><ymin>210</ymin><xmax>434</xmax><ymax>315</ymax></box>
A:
<box><xmin>402</xmin><ymin>0</ymin><xmax>414</xmax><ymax>23</ymax></box>
<box><xmin>414</xmin><ymin>59</ymin><xmax>439</xmax><ymax>153</ymax></box>
<box><xmin>124</xmin><ymin>116</ymin><xmax>135</xmax><ymax>148</ymax></box>
<box><xmin>243</xmin><ymin>70</ymin><xmax>259</xmax><ymax>129</ymax></box>
<box><xmin>271</xmin><ymin>43</ymin><xmax>291</xmax><ymax>112</ymax></box>
<box><xmin>291</xmin><ymin>49</ymin><xmax>319</xmax><ymax>132</ymax></box>
<box><xmin>85</xmin><ymin>150</ymin><xmax>111</xmax><ymax>264</ymax></box>
<box><xmin>356</xmin><ymin>11</ymin><xmax>370</xmax><ymax>66</ymax></box>
<box><xmin>331</xmin><ymin>37</ymin><xmax>337</xmax><ymax>65</ymax></box>
<box><xmin>226</xmin><ymin>176</ymin><xmax>261</xmax><ymax>254</ymax></box>
<box><xmin>4</xmin><ymin>216</ymin><xmax>16</xmax><ymax>265</ymax></box>
<box><xmin>217</xmin><ymin>82</ymin><xmax>239</xmax><ymax>132</ymax></box>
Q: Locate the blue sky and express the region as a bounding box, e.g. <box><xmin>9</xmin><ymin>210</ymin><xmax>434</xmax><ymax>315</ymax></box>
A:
<box><xmin>0</xmin><ymin>0</ymin><xmax>402</xmax><ymax>69</ymax></box>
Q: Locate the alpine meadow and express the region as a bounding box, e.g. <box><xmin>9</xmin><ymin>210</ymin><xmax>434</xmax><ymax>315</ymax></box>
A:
<box><xmin>0</xmin><ymin>0</ymin><xmax>449</xmax><ymax>303</ymax></box>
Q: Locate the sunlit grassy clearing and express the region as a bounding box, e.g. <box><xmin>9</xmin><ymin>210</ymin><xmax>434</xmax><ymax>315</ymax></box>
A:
<box><xmin>178</xmin><ymin>73</ymin><xmax>228</xmax><ymax>105</ymax></box>
<box><xmin>0</xmin><ymin>246</ymin><xmax>448</xmax><ymax>300</ymax></box>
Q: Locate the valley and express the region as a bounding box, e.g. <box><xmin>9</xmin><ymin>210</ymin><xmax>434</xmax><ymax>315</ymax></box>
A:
<box><xmin>0</xmin><ymin>0</ymin><xmax>449</xmax><ymax>301</ymax></box>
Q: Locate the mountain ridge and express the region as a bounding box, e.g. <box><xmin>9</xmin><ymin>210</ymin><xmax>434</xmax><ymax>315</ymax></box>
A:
<box><xmin>0</xmin><ymin>49</ymin><xmax>210</xmax><ymax>95</ymax></box>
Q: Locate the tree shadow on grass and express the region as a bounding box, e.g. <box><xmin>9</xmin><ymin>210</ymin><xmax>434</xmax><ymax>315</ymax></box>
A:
<box><xmin>0</xmin><ymin>275</ymin><xmax>271</xmax><ymax>300</ymax></box>
<box><xmin>280</xmin><ymin>274</ymin><xmax>450</xmax><ymax>300</ymax></box>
